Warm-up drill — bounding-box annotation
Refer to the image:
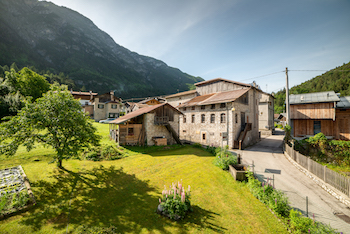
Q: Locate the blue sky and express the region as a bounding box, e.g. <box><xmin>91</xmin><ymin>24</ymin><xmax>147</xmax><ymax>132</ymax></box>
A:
<box><xmin>47</xmin><ymin>0</ymin><xmax>350</xmax><ymax>93</ymax></box>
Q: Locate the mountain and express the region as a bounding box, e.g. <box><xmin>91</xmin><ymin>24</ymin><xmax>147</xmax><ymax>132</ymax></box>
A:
<box><xmin>0</xmin><ymin>0</ymin><xmax>203</xmax><ymax>98</ymax></box>
<box><xmin>274</xmin><ymin>61</ymin><xmax>350</xmax><ymax>113</ymax></box>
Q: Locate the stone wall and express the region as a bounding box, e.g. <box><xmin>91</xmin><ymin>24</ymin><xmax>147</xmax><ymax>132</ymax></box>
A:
<box><xmin>167</xmin><ymin>93</ymin><xmax>197</xmax><ymax>108</ymax></box>
<box><xmin>144</xmin><ymin>113</ymin><xmax>180</xmax><ymax>146</ymax></box>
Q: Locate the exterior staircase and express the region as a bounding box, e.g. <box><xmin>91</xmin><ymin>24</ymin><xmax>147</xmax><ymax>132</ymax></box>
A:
<box><xmin>234</xmin><ymin>123</ymin><xmax>252</xmax><ymax>150</ymax></box>
<box><xmin>165</xmin><ymin>124</ymin><xmax>182</xmax><ymax>145</ymax></box>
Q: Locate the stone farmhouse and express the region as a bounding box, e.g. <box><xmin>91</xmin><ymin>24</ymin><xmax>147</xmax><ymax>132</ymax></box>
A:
<box><xmin>289</xmin><ymin>91</ymin><xmax>350</xmax><ymax>140</ymax></box>
<box><xmin>109</xmin><ymin>103</ymin><xmax>182</xmax><ymax>146</ymax></box>
<box><xmin>166</xmin><ymin>78</ymin><xmax>263</xmax><ymax>149</ymax></box>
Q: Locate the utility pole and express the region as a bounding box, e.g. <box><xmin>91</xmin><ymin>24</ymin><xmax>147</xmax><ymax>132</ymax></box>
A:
<box><xmin>285</xmin><ymin>67</ymin><xmax>290</xmax><ymax>125</ymax></box>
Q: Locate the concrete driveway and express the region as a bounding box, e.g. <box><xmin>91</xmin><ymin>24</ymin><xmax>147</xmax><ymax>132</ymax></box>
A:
<box><xmin>234</xmin><ymin>129</ymin><xmax>350</xmax><ymax>233</ymax></box>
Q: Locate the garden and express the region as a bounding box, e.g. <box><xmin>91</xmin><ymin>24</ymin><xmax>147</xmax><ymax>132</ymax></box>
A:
<box><xmin>0</xmin><ymin>123</ymin><xmax>288</xmax><ymax>233</ymax></box>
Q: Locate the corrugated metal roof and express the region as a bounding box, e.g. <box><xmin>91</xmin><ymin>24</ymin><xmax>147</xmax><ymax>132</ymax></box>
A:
<box><xmin>336</xmin><ymin>96</ymin><xmax>350</xmax><ymax>108</ymax></box>
<box><xmin>110</xmin><ymin>103</ymin><xmax>182</xmax><ymax>124</ymax></box>
<box><xmin>165</xmin><ymin>90</ymin><xmax>198</xmax><ymax>99</ymax></box>
<box><xmin>289</xmin><ymin>91</ymin><xmax>340</xmax><ymax>104</ymax></box>
<box><xmin>177</xmin><ymin>88</ymin><xmax>249</xmax><ymax>107</ymax></box>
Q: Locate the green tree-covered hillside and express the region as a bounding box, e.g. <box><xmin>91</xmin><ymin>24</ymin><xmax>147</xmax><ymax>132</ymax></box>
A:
<box><xmin>274</xmin><ymin>62</ymin><xmax>350</xmax><ymax>113</ymax></box>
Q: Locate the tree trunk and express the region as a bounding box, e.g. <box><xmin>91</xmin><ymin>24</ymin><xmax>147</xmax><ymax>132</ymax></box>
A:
<box><xmin>57</xmin><ymin>158</ymin><xmax>63</xmax><ymax>168</ymax></box>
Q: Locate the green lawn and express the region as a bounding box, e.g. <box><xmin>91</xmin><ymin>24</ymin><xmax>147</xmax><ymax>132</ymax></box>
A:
<box><xmin>0</xmin><ymin>123</ymin><xmax>287</xmax><ymax>233</ymax></box>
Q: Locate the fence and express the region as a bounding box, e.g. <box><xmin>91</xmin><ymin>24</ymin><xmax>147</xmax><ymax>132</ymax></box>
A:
<box><xmin>285</xmin><ymin>143</ymin><xmax>350</xmax><ymax>197</ymax></box>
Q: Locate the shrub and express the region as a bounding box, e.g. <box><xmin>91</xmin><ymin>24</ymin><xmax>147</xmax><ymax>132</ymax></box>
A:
<box><xmin>158</xmin><ymin>181</ymin><xmax>192</xmax><ymax>220</ymax></box>
<box><xmin>82</xmin><ymin>144</ymin><xmax>126</xmax><ymax>161</ymax></box>
<box><xmin>213</xmin><ymin>146</ymin><xmax>237</xmax><ymax>170</ymax></box>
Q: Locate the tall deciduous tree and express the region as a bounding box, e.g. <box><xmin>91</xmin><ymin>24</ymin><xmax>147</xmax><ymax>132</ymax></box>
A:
<box><xmin>0</xmin><ymin>84</ymin><xmax>101</xmax><ymax>168</ymax></box>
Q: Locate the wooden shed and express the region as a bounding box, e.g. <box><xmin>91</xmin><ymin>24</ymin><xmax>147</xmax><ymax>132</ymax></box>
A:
<box><xmin>290</xmin><ymin>92</ymin><xmax>350</xmax><ymax>140</ymax></box>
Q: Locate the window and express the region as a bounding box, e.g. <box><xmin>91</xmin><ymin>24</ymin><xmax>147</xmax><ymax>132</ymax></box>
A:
<box><xmin>201</xmin><ymin>114</ymin><xmax>205</xmax><ymax>123</ymax></box>
<box><xmin>111</xmin><ymin>104</ymin><xmax>117</xmax><ymax>109</ymax></box>
<box><xmin>220</xmin><ymin>113</ymin><xmax>226</xmax><ymax>123</ymax></box>
<box><xmin>201</xmin><ymin>105</ymin><xmax>205</xmax><ymax>110</ymax></box>
<box><xmin>128</xmin><ymin>128</ymin><xmax>134</xmax><ymax>136</ymax></box>
<box><xmin>98</xmin><ymin>104</ymin><xmax>104</xmax><ymax>109</ymax></box>
<box><xmin>191</xmin><ymin>114</ymin><xmax>195</xmax><ymax>123</ymax></box>
<box><xmin>220</xmin><ymin>103</ymin><xmax>226</xmax><ymax>108</ymax></box>
<box><xmin>184</xmin><ymin>107</ymin><xmax>187</xmax><ymax>111</ymax></box>
<box><xmin>191</xmin><ymin>106</ymin><xmax>195</xmax><ymax>110</ymax></box>
<box><xmin>202</xmin><ymin>133</ymin><xmax>206</xmax><ymax>140</ymax></box>
<box><xmin>210</xmin><ymin>114</ymin><xmax>215</xmax><ymax>123</ymax></box>
<box><xmin>235</xmin><ymin>113</ymin><xmax>238</xmax><ymax>123</ymax></box>
<box><xmin>85</xmin><ymin>101</ymin><xmax>89</xmax><ymax>105</ymax></box>
<box><xmin>314</xmin><ymin>121</ymin><xmax>321</xmax><ymax>135</ymax></box>
<box><xmin>183</xmin><ymin>115</ymin><xmax>186</xmax><ymax>123</ymax></box>
<box><xmin>109</xmin><ymin>113</ymin><xmax>119</xmax><ymax>118</ymax></box>
<box><xmin>211</xmin><ymin>104</ymin><xmax>215</xmax><ymax>109</ymax></box>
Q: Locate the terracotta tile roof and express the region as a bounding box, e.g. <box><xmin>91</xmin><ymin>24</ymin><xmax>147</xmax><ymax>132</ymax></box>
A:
<box><xmin>194</xmin><ymin>78</ymin><xmax>252</xmax><ymax>87</ymax></box>
<box><xmin>178</xmin><ymin>88</ymin><xmax>250</xmax><ymax>107</ymax></box>
<box><xmin>110</xmin><ymin>103</ymin><xmax>182</xmax><ymax>124</ymax></box>
<box><xmin>165</xmin><ymin>90</ymin><xmax>198</xmax><ymax>99</ymax></box>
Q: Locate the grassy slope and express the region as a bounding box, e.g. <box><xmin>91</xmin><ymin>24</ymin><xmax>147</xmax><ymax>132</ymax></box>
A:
<box><xmin>0</xmin><ymin>124</ymin><xmax>287</xmax><ymax>234</ymax></box>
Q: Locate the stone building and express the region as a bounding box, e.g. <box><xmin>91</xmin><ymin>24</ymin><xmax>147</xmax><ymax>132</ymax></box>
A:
<box><xmin>258</xmin><ymin>92</ymin><xmax>275</xmax><ymax>136</ymax></box>
<box><xmin>109</xmin><ymin>103</ymin><xmax>182</xmax><ymax>146</ymax></box>
<box><xmin>165</xmin><ymin>90</ymin><xmax>198</xmax><ymax>108</ymax></box>
<box><xmin>176</xmin><ymin>78</ymin><xmax>261</xmax><ymax>149</ymax></box>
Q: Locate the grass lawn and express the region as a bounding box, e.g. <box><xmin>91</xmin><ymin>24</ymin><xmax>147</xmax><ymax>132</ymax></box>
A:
<box><xmin>0</xmin><ymin>123</ymin><xmax>287</xmax><ymax>233</ymax></box>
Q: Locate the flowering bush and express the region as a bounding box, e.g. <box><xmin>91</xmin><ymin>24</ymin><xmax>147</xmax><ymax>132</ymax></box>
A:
<box><xmin>157</xmin><ymin>180</ymin><xmax>192</xmax><ymax>220</ymax></box>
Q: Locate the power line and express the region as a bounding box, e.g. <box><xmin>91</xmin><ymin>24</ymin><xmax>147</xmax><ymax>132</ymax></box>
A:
<box><xmin>238</xmin><ymin>71</ymin><xmax>284</xmax><ymax>82</ymax></box>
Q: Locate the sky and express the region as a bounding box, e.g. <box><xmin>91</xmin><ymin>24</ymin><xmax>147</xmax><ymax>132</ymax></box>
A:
<box><xmin>46</xmin><ymin>0</ymin><xmax>350</xmax><ymax>93</ymax></box>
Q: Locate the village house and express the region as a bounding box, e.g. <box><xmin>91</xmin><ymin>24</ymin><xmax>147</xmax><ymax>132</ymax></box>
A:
<box><xmin>289</xmin><ymin>91</ymin><xmax>350</xmax><ymax>140</ymax></box>
<box><xmin>109</xmin><ymin>103</ymin><xmax>182</xmax><ymax>146</ymax></box>
<box><xmin>125</xmin><ymin>98</ymin><xmax>165</xmax><ymax>113</ymax></box>
<box><xmin>92</xmin><ymin>91</ymin><xmax>124</xmax><ymax>121</ymax></box>
<box><xmin>259</xmin><ymin>92</ymin><xmax>275</xmax><ymax>135</ymax></box>
<box><xmin>168</xmin><ymin>78</ymin><xmax>261</xmax><ymax>149</ymax></box>
<box><xmin>69</xmin><ymin>90</ymin><xmax>97</xmax><ymax>118</ymax></box>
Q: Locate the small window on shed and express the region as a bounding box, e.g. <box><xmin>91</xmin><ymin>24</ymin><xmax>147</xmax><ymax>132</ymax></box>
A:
<box><xmin>314</xmin><ymin>121</ymin><xmax>321</xmax><ymax>135</ymax></box>
<box><xmin>128</xmin><ymin>128</ymin><xmax>134</xmax><ymax>136</ymax></box>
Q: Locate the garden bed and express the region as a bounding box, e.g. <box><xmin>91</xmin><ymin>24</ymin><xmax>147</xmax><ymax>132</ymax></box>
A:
<box><xmin>0</xmin><ymin>166</ymin><xmax>36</xmax><ymax>220</ymax></box>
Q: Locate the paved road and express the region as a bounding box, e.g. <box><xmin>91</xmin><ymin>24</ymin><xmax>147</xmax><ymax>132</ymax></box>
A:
<box><xmin>233</xmin><ymin>129</ymin><xmax>350</xmax><ymax>234</ymax></box>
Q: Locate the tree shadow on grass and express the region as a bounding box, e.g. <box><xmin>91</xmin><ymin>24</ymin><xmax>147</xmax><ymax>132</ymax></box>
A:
<box><xmin>19</xmin><ymin>165</ymin><xmax>172</xmax><ymax>233</ymax></box>
<box><xmin>181</xmin><ymin>205</ymin><xmax>227</xmax><ymax>233</ymax></box>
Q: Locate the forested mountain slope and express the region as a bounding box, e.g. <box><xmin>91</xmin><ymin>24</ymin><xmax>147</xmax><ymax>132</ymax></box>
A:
<box><xmin>0</xmin><ymin>0</ymin><xmax>203</xmax><ymax>98</ymax></box>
